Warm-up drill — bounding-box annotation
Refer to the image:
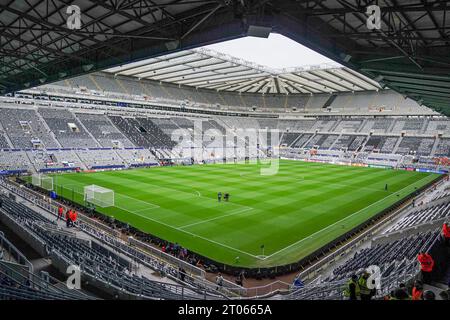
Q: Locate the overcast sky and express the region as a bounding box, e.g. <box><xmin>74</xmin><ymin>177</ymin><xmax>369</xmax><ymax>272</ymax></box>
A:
<box><xmin>204</xmin><ymin>33</ymin><xmax>339</xmax><ymax>69</ymax></box>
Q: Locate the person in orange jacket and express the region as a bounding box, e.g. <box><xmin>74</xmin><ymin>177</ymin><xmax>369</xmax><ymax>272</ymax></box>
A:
<box><xmin>417</xmin><ymin>252</ymin><xmax>435</xmax><ymax>284</ymax></box>
<box><xmin>442</xmin><ymin>222</ymin><xmax>450</xmax><ymax>246</ymax></box>
<box><xmin>411</xmin><ymin>280</ymin><xmax>423</xmax><ymax>300</ymax></box>
<box><xmin>70</xmin><ymin>210</ymin><xmax>77</xmax><ymax>225</ymax></box>
<box><xmin>57</xmin><ymin>206</ymin><xmax>64</xmax><ymax>221</ymax></box>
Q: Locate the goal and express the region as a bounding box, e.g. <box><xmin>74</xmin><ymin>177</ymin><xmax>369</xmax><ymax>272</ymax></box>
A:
<box><xmin>31</xmin><ymin>174</ymin><xmax>53</xmax><ymax>191</ymax></box>
<box><xmin>84</xmin><ymin>185</ymin><xmax>115</xmax><ymax>208</ymax></box>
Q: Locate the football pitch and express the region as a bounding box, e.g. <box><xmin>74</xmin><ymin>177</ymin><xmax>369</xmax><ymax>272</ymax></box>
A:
<box><xmin>47</xmin><ymin>160</ymin><xmax>439</xmax><ymax>268</ymax></box>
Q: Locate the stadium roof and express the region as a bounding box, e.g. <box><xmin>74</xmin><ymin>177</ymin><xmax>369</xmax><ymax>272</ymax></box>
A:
<box><xmin>106</xmin><ymin>48</ymin><xmax>381</xmax><ymax>94</ymax></box>
<box><xmin>0</xmin><ymin>1</ymin><xmax>448</xmax><ymax>115</ymax></box>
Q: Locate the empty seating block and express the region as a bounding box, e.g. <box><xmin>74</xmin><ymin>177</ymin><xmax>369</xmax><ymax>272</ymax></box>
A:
<box><xmin>76</xmin><ymin>113</ymin><xmax>134</xmax><ymax>148</ymax></box>
<box><xmin>0</xmin><ymin>108</ymin><xmax>59</xmax><ymax>148</ymax></box>
<box><xmin>39</xmin><ymin>108</ymin><xmax>98</xmax><ymax>148</ymax></box>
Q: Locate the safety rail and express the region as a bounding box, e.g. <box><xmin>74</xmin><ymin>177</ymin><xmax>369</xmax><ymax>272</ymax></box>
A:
<box><xmin>0</xmin><ymin>231</ymin><xmax>33</xmax><ymax>273</ymax></box>
<box><xmin>0</xmin><ymin>260</ymin><xmax>94</xmax><ymax>300</ymax></box>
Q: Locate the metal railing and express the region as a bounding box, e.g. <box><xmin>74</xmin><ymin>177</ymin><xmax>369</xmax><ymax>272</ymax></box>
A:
<box><xmin>0</xmin><ymin>231</ymin><xmax>33</xmax><ymax>273</ymax></box>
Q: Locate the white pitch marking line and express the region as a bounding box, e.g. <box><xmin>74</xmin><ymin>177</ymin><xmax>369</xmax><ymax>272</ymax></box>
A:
<box><xmin>178</xmin><ymin>206</ymin><xmax>254</xmax><ymax>230</ymax></box>
<box><xmin>116</xmin><ymin>192</ymin><xmax>160</xmax><ymax>209</ymax></box>
<box><xmin>129</xmin><ymin>210</ymin><xmax>262</xmax><ymax>260</ymax></box>
<box><xmin>130</xmin><ymin>206</ymin><xmax>161</xmax><ymax>213</ymax></box>
<box><xmin>261</xmin><ymin>175</ymin><xmax>433</xmax><ymax>260</ymax></box>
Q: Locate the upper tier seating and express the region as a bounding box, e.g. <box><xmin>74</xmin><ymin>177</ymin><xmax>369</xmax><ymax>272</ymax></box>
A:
<box><xmin>91</xmin><ymin>74</ymin><xmax>125</xmax><ymax>94</ymax></box>
<box><xmin>68</xmin><ymin>75</ymin><xmax>98</xmax><ymax>90</ymax></box>
<box><xmin>241</xmin><ymin>94</ymin><xmax>263</xmax><ymax>108</ymax></box>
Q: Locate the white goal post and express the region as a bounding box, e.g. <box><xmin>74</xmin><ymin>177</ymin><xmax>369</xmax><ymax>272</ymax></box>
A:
<box><xmin>84</xmin><ymin>185</ymin><xmax>115</xmax><ymax>208</ymax></box>
<box><xmin>31</xmin><ymin>174</ymin><xmax>41</xmax><ymax>187</ymax></box>
<box><xmin>31</xmin><ymin>174</ymin><xmax>53</xmax><ymax>191</ymax></box>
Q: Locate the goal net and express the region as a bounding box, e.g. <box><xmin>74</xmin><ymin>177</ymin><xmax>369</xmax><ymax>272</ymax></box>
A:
<box><xmin>31</xmin><ymin>174</ymin><xmax>53</xmax><ymax>190</ymax></box>
<box><xmin>84</xmin><ymin>185</ymin><xmax>115</xmax><ymax>208</ymax></box>
<box><xmin>41</xmin><ymin>176</ymin><xmax>54</xmax><ymax>191</ymax></box>
<box><xmin>31</xmin><ymin>174</ymin><xmax>41</xmax><ymax>187</ymax></box>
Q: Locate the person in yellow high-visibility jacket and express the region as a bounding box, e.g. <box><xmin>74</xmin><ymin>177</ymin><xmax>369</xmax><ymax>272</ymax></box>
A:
<box><xmin>358</xmin><ymin>272</ymin><xmax>372</xmax><ymax>300</ymax></box>
<box><xmin>343</xmin><ymin>274</ymin><xmax>360</xmax><ymax>300</ymax></box>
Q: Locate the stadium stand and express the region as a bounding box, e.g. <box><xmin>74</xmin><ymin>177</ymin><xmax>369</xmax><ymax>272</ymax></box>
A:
<box><xmin>75</xmin><ymin>113</ymin><xmax>134</xmax><ymax>148</ymax></box>
<box><xmin>0</xmin><ymin>134</ymin><xmax>11</xmax><ymax>149</ymax></box>
<box><xmin>0</xmin><ymin>108</ymin><xmax>59</xmax><ymax>149</ymax></box>
<box><xmin>0</xmin><ymin>191</ymin><xmax>216</xmax><ymax>300</ymax></box>
<box><xmin>39</xmin><ymin>108</ymin><xmax>98</xmax><ymax>148</ymax></box>
<box><xmin>330</xmin><ymin>231</ymin><xmax>438</xmax><ymax>279</ymax></box>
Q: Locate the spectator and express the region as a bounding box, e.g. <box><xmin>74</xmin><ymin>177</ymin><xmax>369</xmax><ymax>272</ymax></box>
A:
<box><xmin>57</xmin><ymin>205</ymin><xmax>64</xmax><ymax>221</ymax></box>
<box><xmin>65</xmin><ymin>209</ymin><xmax>72</xmax><ymax>227</ymax></box>
<box><xmin>236</xmin><ymin>271</ymin><xmax>246</xmax><ymax>287</ymax></box>
<box><xmin>412</xmin><ymin>280</ymin><xmax>423</xmax><ymax>300</ymax></box>
<box><xmin>343</xmin><ymin>274</ymin><xmax>359</xmax><ymax>300</ymax></box>
<box><xmin>70</xmin><ymin>210</ymin><xmax>78</xmax><ymax>226</ymax></box>
<box><xmin>358</xmin><ymin>271</ymin><xmax>372</xmax><ymax>301</ymax></box>
<box><xmin>442</xmin><ymin>222</ymin><xmax>450</xmax><ymax>247</ymax></box>
<box><xmin>417</xmin><ymin>252</ymin><xmax>435</xmax><ymax>284</ymax></box>
<box><xmin>179</xmin><ymin>267</ymin><xmax>186</xmax><ymax>282</ymax></box>
<box><xmin>216</xmin><ymin>273</ymin><xmax>224</xmax><ymax>291</ymax></box>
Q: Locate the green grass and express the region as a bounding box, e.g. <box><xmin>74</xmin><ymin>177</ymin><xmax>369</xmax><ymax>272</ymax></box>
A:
<box><xmin>45</xmin><ymin>160</ymin><xmax>438</xmax><ymax>268</ymax></box>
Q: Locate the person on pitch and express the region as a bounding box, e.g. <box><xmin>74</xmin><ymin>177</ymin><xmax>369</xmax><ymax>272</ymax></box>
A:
<box><xmin>217</xmin><ymin>192</ymin><xmax>222</xmax><ymax>202</ymax></box>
